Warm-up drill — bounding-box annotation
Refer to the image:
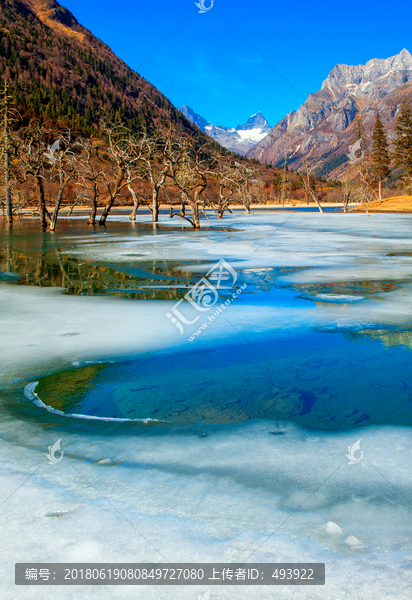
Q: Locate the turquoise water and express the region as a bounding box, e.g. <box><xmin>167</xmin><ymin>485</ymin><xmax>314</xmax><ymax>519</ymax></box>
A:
<box><xmin>34</xmin><ymin>329</ymin><xmax>412</xmax><ymax>428</ymax></box>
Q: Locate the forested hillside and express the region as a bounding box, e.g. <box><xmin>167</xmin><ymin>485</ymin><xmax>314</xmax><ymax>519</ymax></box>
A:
<box><xmin>0</xmin><ymin>0</ymin><xmax>208</xmax><ymax>139</ymax></box>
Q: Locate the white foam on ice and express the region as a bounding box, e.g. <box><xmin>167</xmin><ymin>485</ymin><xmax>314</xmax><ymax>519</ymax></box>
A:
<box><xmin>308</xmin><ymin>294</ymin><xmax>365</xmax><ymax>303</ymax></box>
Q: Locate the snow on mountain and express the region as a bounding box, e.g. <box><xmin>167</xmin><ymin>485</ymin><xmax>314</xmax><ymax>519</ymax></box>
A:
<box><xmin>236</xmin><ymin>127</ymin><xmax>270</xmax><ymax>144</ymax></box>
<box><xmin>178</xmin><ymin>106</ymin><xmax>271</xmax><ymax>155</ymax></box>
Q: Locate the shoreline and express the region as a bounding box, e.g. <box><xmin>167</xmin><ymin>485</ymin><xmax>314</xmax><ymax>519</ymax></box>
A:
<box><xmin>4</xmin><ymin>196</ymin><xmax>412</xmax><ymax>220</ymax></box>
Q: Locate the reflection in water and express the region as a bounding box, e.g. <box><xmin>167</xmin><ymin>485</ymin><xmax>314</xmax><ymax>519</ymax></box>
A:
<box><xmin>351</xmin><ymin>328</ymin><xmax>412</xmax><ymax>350</ymax></box>
<box><xmin>0</xmin><ymin>243</ymin><xmax>202</xmax><ymax>299</ymax></box>
<box><xmin>0</xmin><ymin>219</ymin><xmax>206</xmax><ymax>299</ymax></box>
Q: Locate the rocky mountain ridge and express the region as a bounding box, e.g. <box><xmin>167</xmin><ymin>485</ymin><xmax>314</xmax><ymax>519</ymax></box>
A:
<box><xmin>247</xmin><ymin>49</ymin><xmax>412</xmax><ymax>177</ymax></box>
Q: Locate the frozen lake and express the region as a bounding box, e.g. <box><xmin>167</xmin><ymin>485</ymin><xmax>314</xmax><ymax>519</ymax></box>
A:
<box><xmin>1</xmin><ymin>212</ymin><xmax>412</xmax><ymax>599</ymax></box>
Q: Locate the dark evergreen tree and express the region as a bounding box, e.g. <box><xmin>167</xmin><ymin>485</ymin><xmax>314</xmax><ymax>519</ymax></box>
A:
<box><xmin>370</xmin><ymin>112</ymin><xmax>390</xmax><ymax>202</ymax></box>
<box><xmin>393</xmin><ymin>96</ymin><xmax>412</xmax><ymax>188</ymax></box>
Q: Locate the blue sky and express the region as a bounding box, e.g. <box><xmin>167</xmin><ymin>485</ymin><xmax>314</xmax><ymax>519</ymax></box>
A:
<box><xmin>62</xmin><ymin>0</ymin><xmax>412</xmax><ymax>128</ymax></box>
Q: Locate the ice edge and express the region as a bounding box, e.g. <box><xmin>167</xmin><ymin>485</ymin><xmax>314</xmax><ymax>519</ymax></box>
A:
<box><xmin>23</xmin><ymin>382</ymin><xmax>163</xmax><ymax>424</ymax></box>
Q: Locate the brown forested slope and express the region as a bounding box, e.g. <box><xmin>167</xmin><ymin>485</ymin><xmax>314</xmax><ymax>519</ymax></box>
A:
<box><xmin>0</xmin><ymin>0</ymin><xmax>217</xmax><ymax>142</ymax></box>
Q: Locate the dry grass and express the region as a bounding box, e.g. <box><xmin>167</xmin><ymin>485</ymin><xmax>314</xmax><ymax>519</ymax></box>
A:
<box><xmin>354</xmin><ymin>195</ymin><xmax>412</xmax><ymax>212</ymax></box>
<box><xmin>26</xmin><ymin>0</ymin><xmax>85</xmax><ymax>42</ymax></box>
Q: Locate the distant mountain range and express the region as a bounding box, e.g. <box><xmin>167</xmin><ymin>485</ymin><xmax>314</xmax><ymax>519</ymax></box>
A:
<box><xmin>179</xmin><ymin>106</ymin><xmax>271</xmax><ymax>155</ymax></box>
<box><xmin>247</xmin><ymin>49</ymin><xmax>412</xmax><ymax>178</ymax></box>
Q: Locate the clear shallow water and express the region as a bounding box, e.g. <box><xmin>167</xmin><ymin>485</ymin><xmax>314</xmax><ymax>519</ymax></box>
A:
<box><xmin>33</xmin><ymin>331</ymin><xmax>412</xmax><ymax>428</ymax></box>
<box><xmin>2</xmin><ymin>213</ymin><xmax>412</xmax><ymax>599</ymax></box>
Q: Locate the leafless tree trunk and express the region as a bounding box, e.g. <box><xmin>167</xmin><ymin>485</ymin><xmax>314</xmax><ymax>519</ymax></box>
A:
<box><xmin>343</xmin><ymin>191</ymin><xmax>351</xmax><ymax>212</ymax></box>
<box><xmin>17</xmin><ymin>121</ymin><xmax>58</xmax><ymax>230</ymax></box>
<box><xmin>50</xmin><ymin>188</ymin><xmax>64</xmax><ymax>231</ymax></box>
<box><xmin>34</xmin><ymin>174</ymin><xmax>48</xmax><ymax>229</ymax></box>
<box><xmin>98</xmin><ymin>123</ymin><xmax>143</xmax><ymax>225</ymax></box>
<box><xmin>88</xmin><ymin>182</ymin><xmax>100</xmax><ymax>224</ymax></box>
<box><xmin>48</xmin><ymin>134</ymin><xmax>78</xmax><ymax>232</ymax></box>
<box><xmin>100</xmin><ymin>166</ymin><xmax>124</xmax><ymax>225</ymax></box>
<box><xmin>137</xmin><ymin>129</ymin><xmax>172</xmax><ymax>223</ymax></box>
<box><xmin>180</xmin><ymin>190</ymin><xmax>186</xmax><ymax>216</ymax></box>
<box><xmin>67</xmin><ymin>195</ymin><xmax>83</xmax><ymax>217</ymax></box>
<box><xmin>127</xmin><ymin>170</ymin><xmax>140</xmax><ymax>221</ymax></box>
<box><xmin>152</xmin><ymin>186</ymin><xmax>160</xmax><ymax>222</ymax></box>
<box><xmin>302</xmin><ymin>162</ymin><xmax>323</xmax><ymax>213</ymax></box>
<box><xmin>77</xmin><ymin>138</ymin><xmax>106</xmax><ymax>225</ymax></box>
<box><xmin>378</xmin><ymin>177</ymin><xmax>382</xmax><ymax>203</ymax></box>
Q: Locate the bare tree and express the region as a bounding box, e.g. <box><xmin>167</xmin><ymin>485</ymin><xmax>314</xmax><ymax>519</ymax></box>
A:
<box><xmin>221</xmin><ymin>161</ymin><xmax>259</xmax><ymax>215</ymax></box>
<box><xmin>345</xmin><ymin>142</ymin><xmax>375</xmax><ymax>215</ymax></box>
<box><xmin>48</xmin><ymin>132</ymin><xmax>79</xmax><ymax>231</ymax></box>
<box><xmin>209</xmin><ymin>158</ymin><xmax>235</xmax><ymax>218</ymax></box>
<box><xmin>279</xmin><ymin>154</ymin><xmax>290</xmax><ymax>207</ymax></box>
<box><xmin>126</xmin><ymin>169</ymin><xmax>140</xmax><ymax>220</ymax></box>
<box><xmin>167</xmin><ymin>138</ymin><xmax>217</xmax><ymax>229</ymax></box>
<box><xmin>77</xmin><ymin>138</ymin><xmax>106</xmax><ymax>225</ymax></box>
<box><xmin>98</xmin><ymin>122</ymin><xmax>143</xmax><ymax>226</ymax></box>
<box><xmin>302</xmin><ymin>161</ymin><xmax>323</xmax><ymax>213</ymax></box>
<box><xmin>210</xmin><ymin>160</ymin><xmax>257</xmax><ymax>217</ymax></box>
<box><xmin>340</xmin><ymin>177</ymin><xmax>353</xmax><ymax>213</ymax></box>
<box><xmin>17</xmin><ymin>121</ymin><xmax>55</xmax><ymax>229</ymax></box>
<box><xmin>352</xmin><ymin>167</ymin><xmax>375</xmax><ymax>215</ymax></box>
<box><xmin>137</xmin><ymin>128</ymin><xmax>173</xmax><ymax>222</ymax></box>
<box><xmin>233</xmin><ymin>165</ymin><xmax>258</xmax><ymax>214</ymax></box>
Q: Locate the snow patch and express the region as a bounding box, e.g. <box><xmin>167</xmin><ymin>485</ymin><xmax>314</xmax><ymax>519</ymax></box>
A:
<box><xmin>236</xmin><ymin>127</ymin><xmax>269</xmax><ymax>143</ymax></box>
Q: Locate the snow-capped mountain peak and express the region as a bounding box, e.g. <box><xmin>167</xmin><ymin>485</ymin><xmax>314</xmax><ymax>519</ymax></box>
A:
<box><xmin>178</xmin><ymin>106</ymin><xmax>271</xmax><ymax>155</ymax></box>
<box><xmin>236</xmin><ymin>111</ymin><xmax>271</xmax><ymax>131</ymax></box>
<box><xmin>235</xmin><ymin>112</ymin><xmax>272</xmax><ymax>144</ymax></box>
